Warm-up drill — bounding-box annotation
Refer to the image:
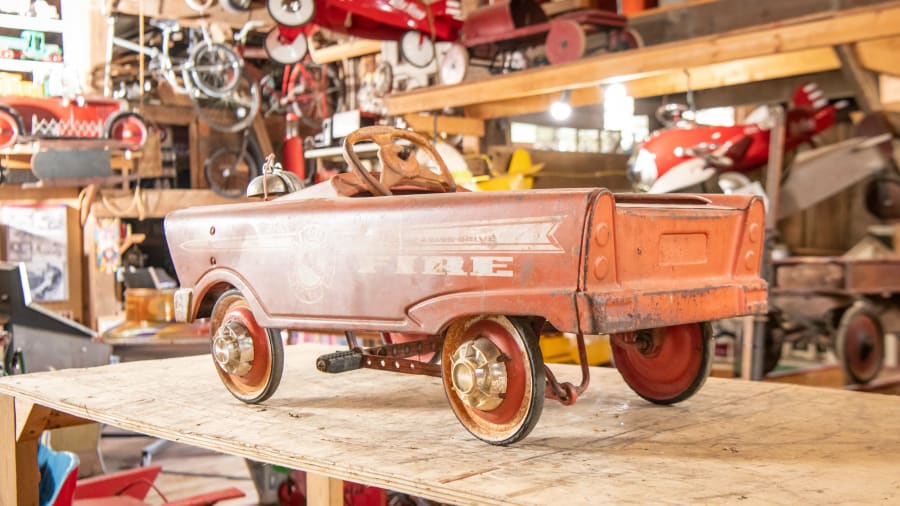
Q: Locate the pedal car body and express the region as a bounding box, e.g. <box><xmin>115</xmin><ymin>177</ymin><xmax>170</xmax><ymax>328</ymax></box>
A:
<box><xmin>165</xmin><ymin>126</ymin><xmax>766</xmax><ymax>445</ymax></box>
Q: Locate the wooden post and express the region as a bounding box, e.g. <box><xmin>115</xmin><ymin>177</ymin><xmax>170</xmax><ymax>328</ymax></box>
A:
<box><xmin>307</xmin><ymin>472</ymin><xmax>344</xmax><ymax>506</ymax></box>
<box><xmin>0</xmin><ymin>395</ymin><xmax>40</xmax><ymax>506</ymax></box>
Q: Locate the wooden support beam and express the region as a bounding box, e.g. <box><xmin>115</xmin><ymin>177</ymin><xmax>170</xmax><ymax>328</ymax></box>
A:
<box><xmin>112</xmin><ymin>0</ymin><xmax>273</xmax><ymax>30</ymax></box>
<box><xmin>836</xmin><ymin>44</ymin><xmax>883</xmax><ymax>112</ymax></box>
<box><xmin>307</xmin><ymin>473</ymin><xmax>344</xmax><ymax>506</ymax></box>
<box><xmin>403</xmin><ymin>114</ymin><xmax>485</xmax><ymax>137</ymax></box>
<box><xmin>386</xmin><ymin>2</ymin><xmax>900</xmax><ymax>115</ymax></box>
<box><xmin>310</xmin><ymin>39</ymin><xmax>382</xmax><ymax>64</ymax></box>
<box><xmin>857</xmin><ymin>36</ymin><xmax>900</xmax><ymax>76</ymax></box>
<box><xmin>465</xmin><ymin>47</ymin><xmax>840</xmax><ymax>119</ymax></box>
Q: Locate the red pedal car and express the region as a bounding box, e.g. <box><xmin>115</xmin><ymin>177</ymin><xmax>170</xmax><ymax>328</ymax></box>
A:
<box><xmin>0</xmin><ymin>95</ymin><xmax>147</xmax><ymax>150</ymax></box>
<box><xmin>165</xmin><ymin>126</ymin><xmax>767</xmax><ymax>445</ymax></box>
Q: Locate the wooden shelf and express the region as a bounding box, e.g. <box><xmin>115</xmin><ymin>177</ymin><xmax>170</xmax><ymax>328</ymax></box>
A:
<box><xmin>0</xmin><ymin>57</ymin><xmax>63</xmax><ymax>74</ymax></box>
<box><xmin>384</xmin><ymin>1</ymin><xmax>900</xmax><ymax>117</ymax></box>
<box><xmin>3</xmin><ymin>343</ymin><xmax>900</xmax><ymax>504</ymax></box>
<box><xmin>0</xmin><ymin>13</ymin><xmax>64</xmax><ymax>33</ymax></box>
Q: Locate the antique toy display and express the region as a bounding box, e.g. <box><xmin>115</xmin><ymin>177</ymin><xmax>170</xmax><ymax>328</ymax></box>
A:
<box><xmin>264</xmin><ymin>0</ymin><xmax>463</xmax><ymax>65</ymax></box>
<box><xmin>0</xmin><ymin>95</ymin><xmax>147</xmax><ymax>150</ymax></box>
<box><xmin>165</xmin><ymin>126</ymin><xmax>767</xmax><ymax>445</ymax></box>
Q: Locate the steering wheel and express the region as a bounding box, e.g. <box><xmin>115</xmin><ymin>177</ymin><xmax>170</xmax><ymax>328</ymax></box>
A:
<box><xmin>342</xmin><ymin>126</ymin><xmax>457</xmax><ymax>196</ymax></box>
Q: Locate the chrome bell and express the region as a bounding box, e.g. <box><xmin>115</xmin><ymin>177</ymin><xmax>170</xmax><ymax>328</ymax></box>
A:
<box><xmin>247</xmin><ymin>154</ymin><xmax>305</xmax><ymax>199</ymax></box>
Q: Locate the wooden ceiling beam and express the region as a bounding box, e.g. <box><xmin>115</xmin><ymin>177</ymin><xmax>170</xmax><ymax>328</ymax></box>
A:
<box><xmin>112</xmin><ymin>0</ymin><xmax>274</xmax><ymax>30</ymax></box>
<box><xmin>464</xmin><ymin>47</ymin><xmax>841</xmax><ymax>119</ymax></box>
<box><xmin>386</xmin><ymin>1</ymin><xmax>900</xmax><ymax>115</ymax></box>
<box><xmin>855</xmin><ymin>36</ymin><xmax>900</xmax><ymax>76</ymax></box>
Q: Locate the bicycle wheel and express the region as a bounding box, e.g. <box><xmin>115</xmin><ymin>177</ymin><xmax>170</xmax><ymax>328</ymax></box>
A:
<box><xmin>191</xmin><ymin>71</ymin><xmax>261</xmax><ymax>133</ymax></box>
<box><xmin>187</xmin><ymin>41</ymin><xmax>243</xmax><ymax>98</ymax></box>
<box><xmin>204</xmin><ymin>145</ymin><xmax>261</xmax><ymax>198</ymax></box>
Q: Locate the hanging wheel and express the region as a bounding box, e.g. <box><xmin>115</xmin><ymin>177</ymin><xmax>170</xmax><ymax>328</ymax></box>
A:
<box><xmin>209</xmin><ymin>289</ymin><xmax>284</xmax><ymax>403</ymax></box>
<box><xmin>191</xmin><ymin>71</ymin><xmax>261</xmax><ymax>133</ymax></box>
<box><xmin>265</xmin><ymin>28</ymin><xmax>307</xmax><ymax>65</ymax></box>
<box><xmin>835</xmin><ymin>303</ymin><xmax>884</xmax><ymax>384</ymax></box>
<box><xmin>400</xmin><ymin>30</ymin><xmax>435</xmax><ymax>68</ymax></box>
<box><xmin>546</xmin><ymin>19</ymin><xmax>586</xmax><ymax>65</ymax></box>
<box><xmin>0</xmin><ymin>107</ymin><xmax>24</xmax><ymax>149</ymax></box>
<box><xmin>612</xmin><ymin>322</ymin><xmax>713</xmax><ymax>404</ymax></box>
<box><xmin>267</xmin><ymin>0</ymin><xmax>315</xmax><ymax>27</ymax></box>
<box><xmin>188</xmin><ymin>42</ymin><xmax>243</xmax><ymax>98</ymax></box>
<box><xmin>441</xmin><ymin>315</ymin><xmax>544</xmax><ymax>445</ymax></box>
<box><xmin>440</xmin><ymin>43</ymin><xmax>468</xmax><ymax>85</ymax></box>
<box><xmin>205</xmin><ymin>146</ymin><xmax>260</xmax><ymax>198</ymax></box>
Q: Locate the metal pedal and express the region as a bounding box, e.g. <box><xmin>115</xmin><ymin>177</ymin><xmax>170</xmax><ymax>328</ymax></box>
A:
<box><xmin>316</xmin><ymin>350</ymin><xmax>363</xmax><ymax>373</ymax></box>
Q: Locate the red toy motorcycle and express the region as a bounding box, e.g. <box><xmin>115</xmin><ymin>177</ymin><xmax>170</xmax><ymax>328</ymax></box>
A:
<box><xmin>628</xmin><ymin>83</ymin><xmax>840</xmax><ymax>193</ymax></box>
<box><xmin>264</xmin><ymin>0</ymin><xmax>463</xmax><ymax>66</ymax></box>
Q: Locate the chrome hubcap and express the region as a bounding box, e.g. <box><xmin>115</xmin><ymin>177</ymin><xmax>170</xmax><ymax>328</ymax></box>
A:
<box><xmin>213</xmin><ymin>320</ymin><xmax>255</xmax><ymax>376</ymax></box>
<box><xmin>450</xmin><ymin>337</ymin><xmax>508</xmax><ymax>410</ymax></box>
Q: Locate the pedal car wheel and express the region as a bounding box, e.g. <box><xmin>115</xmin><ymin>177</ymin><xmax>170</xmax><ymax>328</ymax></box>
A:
<box><xmin>104</xmin><ymin>111</ymin><xmax>148</xmax><ymax>150</ymax></box>
<box><xmin>612</xmin><ymin>322</ymin><xmax>713</xmax><ymax>404</ymax></box>
<box><xmin>209</xmin><ymin>289</ymin><xmax>284</xmax><ymax>403</ymax></box>
<box><xmin>0</xmin><ymin>106</ymin><xmax>24</xmax><ymax>149</ymax></box>
<box><xmin>441</xmin><ymin>315</ymin><xmax>544</xmax><ymax>445</ymax></box>
<box><xmin>267</xmin><ymin>0</ymin><xmax>315</xmax><ymax>27</ymax></box>
<box><xmin>835</xmin><ymin>303</ymin><xmax>884</xmax><ymax>384</ymax></box>
<box><xmin>400</xmin><ymin>30</ymin><xmax>435</xmax><ymax>68</ymax></box>
<box><xmin>546</xmin><ymin>19</ymin><xmax>586</xmax><ymax>65</ymax></box>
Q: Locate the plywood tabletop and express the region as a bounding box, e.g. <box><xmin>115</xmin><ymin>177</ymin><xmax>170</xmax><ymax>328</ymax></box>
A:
<box><xmin>2</xmin><ymin>343</ymin><xmax>899</xmax><ymax>505</ymax></box>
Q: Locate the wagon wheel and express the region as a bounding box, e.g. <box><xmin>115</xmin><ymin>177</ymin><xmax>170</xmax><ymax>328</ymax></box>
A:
<box><xmin>0</xmin><ymin>106</ymin><xmax>25</xmax><ymax>149</ymax></box>
<box><xmin>442</xmin><ymin>315</ymin><xmax>545</xmax><ymax>445</ymax></box>
<box><xmin>342</xmin><ymin>126</ymin><xmax>456</xmax><ymax>196</ymax></box>
<box><xmin>400</xmin><ymin>30</ymin><xmax>435</xmax><ymax>68</ymax></box>
<box><xmin>611</xmin><ymin>322</ymin><xmax>713</xmax><ymax>404</ymax></box>
<box><xmin>608</xmin><ymin>28</ymin><xmax>644</xmax><ymax>52</ymax></box>
<box><xmin>546</xmin><ymin>19</ymin><xmax>586</xmax><ymax>65</ymax></box>
<box><xmin>264</xmin><ymin>27</ymin><xmax>308</xmax><ymax>65</ymax></box>
<box><xmin>209</xmin><ymin>289</ymin><xmax>284</xmax><ymax>403</ymax></box>
<box><xmin>440</xmin><ymin>43</ymin><xmax>468</xmax><ymax>85</ymax></box>
<box><xmin>835</xmin><ymin>303</ymin><xmax>884</xmax><ymax>384</ymax></box>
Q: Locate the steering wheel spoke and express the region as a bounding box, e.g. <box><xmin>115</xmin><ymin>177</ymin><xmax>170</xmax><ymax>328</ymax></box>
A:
<box><xmin>342</xmin><ymin>126</ymin><xmax>457</xmax><ymax>196</ymax></box>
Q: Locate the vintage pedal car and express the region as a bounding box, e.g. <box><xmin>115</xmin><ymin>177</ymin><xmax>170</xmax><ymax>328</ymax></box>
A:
<box><xmin>165</xmin><ymin>126</ymin><xmax>767</xmax><ymax>445</ymax></box>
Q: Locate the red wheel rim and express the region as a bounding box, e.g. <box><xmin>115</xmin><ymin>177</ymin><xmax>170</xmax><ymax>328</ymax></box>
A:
<box><xmin>841</xmin><ymin>312</ymin><xmax>883</xmax><ymax>382</ymax></box>
<box><xmin>442</xmin><ymin>317</ymin><xmax>532</xmax><ymax>434</ymax></box>
<box><xmin>110</xmin><ymin>116</ymin><xmax>146</xmax><ymax>149</ymax></box>
<box><xmin>546</xmin><ymin>19</ymin><xmax>586</xmax><ymax>65</ymax></box>
<box><xmin>612</xmin><ymin>323</ymin><xmax>705</xmax><ymax>402</ymax></box>
<box><xmin>213</xmin><ymin>302</ymin><xmax>273</xmax><ymax>398</ymax></box>
<box><xmin>0</xmin><ymin>111</ymin><xmax>18</xmax><ymax>149</ymax></box>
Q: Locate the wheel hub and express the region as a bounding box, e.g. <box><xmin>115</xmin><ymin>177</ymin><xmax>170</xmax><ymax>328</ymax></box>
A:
<box><xmin>213</xmin><ymin>319</ymin><xmax>255</xmax><ymax>376</ymax></box>
<box><xmin>449</xmin><ymin>337</ymin><xmax>508</xmax><ymax>410</ymax></box>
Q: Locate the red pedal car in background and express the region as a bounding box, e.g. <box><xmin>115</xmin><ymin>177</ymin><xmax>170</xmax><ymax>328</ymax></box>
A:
<box><xmin>628</xmin><ymin>83</ymin><xmax>840</xmax><ymax>193</ymax></box>
<box><xmin>0</xmin><ymin>95</ymin><xmax>147</xmax><ymax>150</ymax></box>
<box><xmin>263</xmin><ymin>0</ymin><xmax>463</xmax><ymax>65</ymax></box>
